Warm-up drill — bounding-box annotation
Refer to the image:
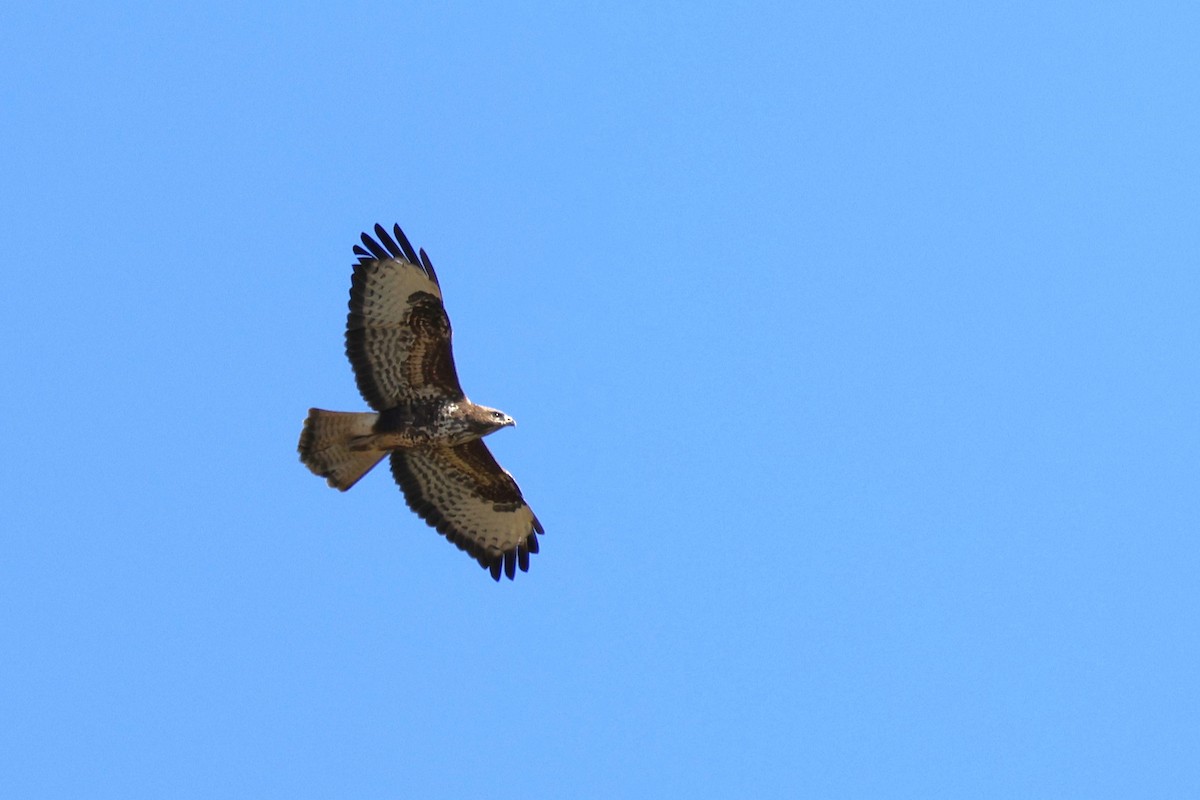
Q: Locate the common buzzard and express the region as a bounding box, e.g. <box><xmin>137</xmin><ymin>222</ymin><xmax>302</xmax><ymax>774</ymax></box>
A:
<box><xmin>299</xmin><ymin>224</ymin><xmax>543</xmax><ymax>581</ymax></box>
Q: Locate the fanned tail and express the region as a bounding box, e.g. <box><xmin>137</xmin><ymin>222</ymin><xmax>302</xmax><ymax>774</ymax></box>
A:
<box><xmin>298</xmin><ymin>409</ymin><xmax>385</xmax><ymax>491</ymax></box>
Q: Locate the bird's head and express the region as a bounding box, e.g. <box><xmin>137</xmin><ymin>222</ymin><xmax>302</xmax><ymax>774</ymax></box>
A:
<box><xmin>469</xmin><ymin>404</ymin><xmax>516</xmax><ymax>436</ymax></box>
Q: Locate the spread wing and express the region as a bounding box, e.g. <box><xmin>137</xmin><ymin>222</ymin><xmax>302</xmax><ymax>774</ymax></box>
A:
<box><xmin>390</xmin><ymin>440</ymin><xmax>544</xmax><ymax>581</ymax></box>
<box><xmin>346</xmin><ymin>224</ymin><xmax>464</xmax><ymax>410</ymax></box>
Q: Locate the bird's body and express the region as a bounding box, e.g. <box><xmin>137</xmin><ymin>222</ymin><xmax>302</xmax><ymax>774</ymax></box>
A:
<box><xmin>298</xmin><ymin>224</ymin><xmax>542</xmax><ymax>581</ymax></box>
<box><xmin>350</xmin><ymin>401</ymin><xmax>513</xmax><ymax>451</ymax></box>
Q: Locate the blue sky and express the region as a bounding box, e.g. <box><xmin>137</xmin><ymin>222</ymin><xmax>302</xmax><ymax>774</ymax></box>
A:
<box><xmin>3</xmin><ymin>2</ymin><xmax>1198</xmax><ymax>797</ymax></box>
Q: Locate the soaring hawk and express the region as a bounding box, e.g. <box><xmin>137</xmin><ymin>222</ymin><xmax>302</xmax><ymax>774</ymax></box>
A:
<box><xmin>298</xmin><ymin>224</ymin><xmax>543</xmax><ymax>581</ymax></box>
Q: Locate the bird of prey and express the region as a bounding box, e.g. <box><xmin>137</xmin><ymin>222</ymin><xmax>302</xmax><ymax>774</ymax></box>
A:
<box><xmin>298</xmin><ymin>224</ymin><xmax>543</xmax><ymax>581</ymax></box>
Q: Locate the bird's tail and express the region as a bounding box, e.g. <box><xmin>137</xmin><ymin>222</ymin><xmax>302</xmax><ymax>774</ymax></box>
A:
<box><xmin>298</xmin><ymin>409</ymin><xmax>386</xmax><ymax>491</ymax></box>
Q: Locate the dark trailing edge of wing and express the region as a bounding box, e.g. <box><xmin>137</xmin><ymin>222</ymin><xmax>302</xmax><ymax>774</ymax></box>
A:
<box><xmin>351</xmin><ymin>224</ymin><xmax>440</xmax><ymax>288</ymax></box>
<box><xmin>389</xmin><ymin>451</ymin><xmax>543</xmax><ymax>582</ymax></box>
<box><xmin>344</xmin><ymin>258</ymin><xmax>391</xmax><ymax>410</ymax></box>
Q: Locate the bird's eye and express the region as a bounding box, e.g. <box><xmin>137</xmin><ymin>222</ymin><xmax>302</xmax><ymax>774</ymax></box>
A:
<box><xmin>493</xmin><ymin>412</ymin><xmax>503</xmax><ymax>419</ymax></box>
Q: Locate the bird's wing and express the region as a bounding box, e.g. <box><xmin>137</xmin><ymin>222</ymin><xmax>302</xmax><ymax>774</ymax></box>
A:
<box><xmin>345</xmin><ymin>224</ymin><xmax>463</xmax><ymax>410</ymax></box>
<box><xmin>390</xmin><ymin>440</ymin><xmax>543</xmax><ymax>580</ymax></box>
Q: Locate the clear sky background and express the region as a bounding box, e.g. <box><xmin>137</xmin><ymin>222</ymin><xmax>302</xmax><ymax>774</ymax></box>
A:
<box><xmin>3</xmin><ymin>2</ymin><xmax>1198</xmax><ymax>797</ymax></box>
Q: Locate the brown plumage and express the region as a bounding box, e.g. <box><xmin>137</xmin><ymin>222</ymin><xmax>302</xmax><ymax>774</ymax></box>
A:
<box><xmin>299</xmin><ymin>224</ymin><xmax>543</xmax><ymax>581</ymax></box>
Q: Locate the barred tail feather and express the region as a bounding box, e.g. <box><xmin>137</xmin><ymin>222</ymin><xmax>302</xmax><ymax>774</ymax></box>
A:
<box><xmin>298</xmin><ymin>408</ymin><xmax>385</xmax><ymax>491</ymax></box>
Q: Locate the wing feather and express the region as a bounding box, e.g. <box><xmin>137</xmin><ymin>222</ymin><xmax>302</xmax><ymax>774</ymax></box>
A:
<box><xmin>418</xmin><ymin>248</ymin><xmax>440</xmax><ymax>286</ymax></box>
<box><xmin>390</xmin><ymin>223</ymin><xmax>422</xmax><ymax>267</ymax></box>
<box><xmin>345</xmin><ymin>225</ymin><xmax>463</xmax><ymax>409</ymax></box>
<box><xmin>390</xmin><ymin>441</ymin><xmax>544</xmax><ymax>581</ymax></box>
<box><xmin>358</xmin><ymin>230</ymin><xmax>390</xmax><ymax>261</ymax></box>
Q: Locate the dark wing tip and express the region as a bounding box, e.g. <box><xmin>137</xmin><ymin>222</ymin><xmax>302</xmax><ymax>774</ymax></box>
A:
<box><xmin>418</xmin><ymin>248</ymin><xmax>441</xmax><ymax>287</ymax></box>
<box><xmin>356</xmin><ymin>223</ymin><xmax>415</xmax><ymax>263</ymax></box>
<box><xmin>352</xmin><ymin>224</ymin><xmax>439</xmax><ymax>285</ymax></box>
<box><xmin>483</xmin><ymin>546</ymin><xmax>528</xmax><ymax>582</ymax></box>
<box><xmin>372</xmin><ymin>224</ymin><xmax>406</xmax><ymax>260</ymax></box>
<box><xmin>385</xmin><ymin>223</ymin><xmax>420</xmax><ymax>265</ymax></box>
<box><xmin>358</xmin><ymin>231</ymin><xmax>389</xmax><ymax>262</ymax></box>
